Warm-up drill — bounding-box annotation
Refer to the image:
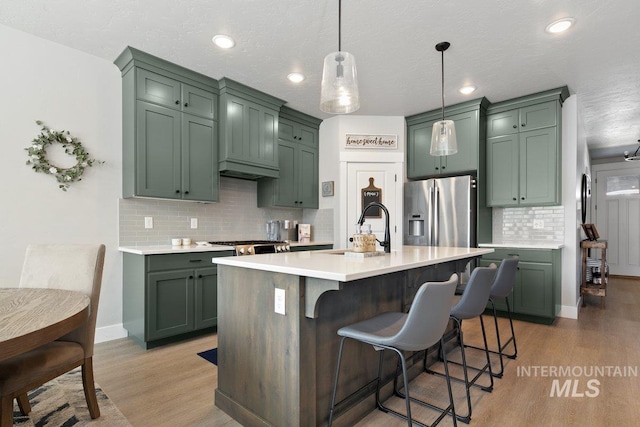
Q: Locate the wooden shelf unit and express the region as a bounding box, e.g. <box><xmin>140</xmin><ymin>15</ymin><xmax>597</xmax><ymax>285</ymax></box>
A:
<box><xmin>580</xmin><ymin>239</ymin><xmax>607</xmax><ymax>308</ymax></box>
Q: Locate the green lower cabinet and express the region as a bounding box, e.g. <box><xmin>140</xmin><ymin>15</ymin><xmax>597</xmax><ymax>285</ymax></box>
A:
<box><xmin>123</xmin><ymin>251</ymin><xmax>233</xmax><ymax>349</ymax></box>
<box><xmin>480</xmin><ymin>247</ymin><xmax>561</xmax><ymax>324</ymax></box>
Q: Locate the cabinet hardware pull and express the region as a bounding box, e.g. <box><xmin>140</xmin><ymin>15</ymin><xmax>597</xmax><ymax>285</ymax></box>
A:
<box><xmin>521</xmin><ymin>197</ymin><xmax>525</xmax><ymax>200</ymax></box>
<box><xmin>189</xmin><ymin>259</ymin><xmax>202</xmax><ymax>263</ymax></box>
<box><xmin>185</xmin><ymin>191</ymin><xmax>189</xmax><ymax>194</ymax></box>
<box><xmin>198</xmin><ymin>275</ymin><xmax>203</xmax><ymax>278</ymax></box>
<box><xmin>442</xmin><ymin>166</ymin><xmax>446</xmax><ymax>169</ymax></box>
<box><xmin>513</xmin><ymin>125</ymin><xmax>517</xmax><ymax>128</ymax></box>
<box><xmin>176</xmin><ymin>190</ymin><xmax>180</xmax><ymax>194</ymax></box>
<box><xmin>512</xmin><ymin>197</ymin><xmax>516</xmax><ymax>201</ymax></box>
<box><xmin>175</xmin><ymin>100</ymin><xmax>180</xmax><ymax>105</ymax></box>
<box><xmin>435</xmin><ymin>167</ymin><xmax>439</xmax><ymax>170</ymax></box>
<box><xmin>521</xmin><ymin>123</ymin><xmax>526</xmax><ymax>127</ymax></box>
<box><xmin>189</xmin><ymin>275</ymin><xmax>194</xmax><ymax>279</ymax></box>
<box><xmin>184</xmin><ymin>102</ymin><xmax>189</xmax><ymax>107</ymax></box>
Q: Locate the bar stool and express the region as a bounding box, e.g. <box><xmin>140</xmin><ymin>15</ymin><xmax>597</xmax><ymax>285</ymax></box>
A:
<box><xmin>327</xmin><ymin>274</ymin><xmax>459</xmax><ymax>427</ymax></box>
<box><xmin>426</xmin><ymin>264</ymin><xmax>497</xmax><ymax>424</ymax></box>
<box><xmin>465</xmin><ymin>256</ymin><xmax>519</xmax><ymax>378</ymax></box>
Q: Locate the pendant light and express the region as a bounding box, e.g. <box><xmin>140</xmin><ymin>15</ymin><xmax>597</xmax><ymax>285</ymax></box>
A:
<box><xmin>430</xmin><ymin>41</ymin><xmax>457</xmax><ymax>156</ymax></box>
<box><xmin>320</xmin><ymin>0</ymin><xmax>360</xmax><ymax>114</ymax></box>
<box><xmin>624</xmin><ymin>140</ymin><xmax>640</xmax><ymax>161</ymax></box>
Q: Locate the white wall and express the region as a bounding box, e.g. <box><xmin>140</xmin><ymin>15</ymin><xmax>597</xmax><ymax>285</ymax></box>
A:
<box><xmin>559</xmin><ymin>95</ymin><xmax>590</xmax><ymax>319</ymax></box>
<box><xmin>0</xmin><ymin>25</ymin><xmax>124</xmax><ymax>341</ymax></box>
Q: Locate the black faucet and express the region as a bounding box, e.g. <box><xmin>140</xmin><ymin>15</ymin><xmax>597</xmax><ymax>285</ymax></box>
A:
<box><xmin>357</xmin><ymin>202</ymin><xmax>391</xmax><ymax>253</ymax></box>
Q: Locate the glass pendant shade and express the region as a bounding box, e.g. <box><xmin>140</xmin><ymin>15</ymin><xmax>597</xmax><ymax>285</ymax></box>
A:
<box><xmin>320</xmin><ymin>51</ymin><xmax>360</xmax><ymax>114</ymax></box>
<box><xmin>430</xmin><ymin>120</ymin><xmax>458</xmax><ymax>156</ymax></box>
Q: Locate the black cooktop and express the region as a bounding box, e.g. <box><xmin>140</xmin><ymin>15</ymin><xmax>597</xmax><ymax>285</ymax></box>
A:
<box><xmin>209</xmin><ymin>240</ymin><xmax>285</xmax><ymax>246</ymax></box>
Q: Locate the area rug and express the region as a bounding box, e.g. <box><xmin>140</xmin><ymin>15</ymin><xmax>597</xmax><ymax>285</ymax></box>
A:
<box><xmin>197</xmin><ymin>348</ymin><xmax>218</xmax><ymax>365</ymax></box>
<box><xmin>13</xmin><ymin>368</ymin><xmax>131</xmax><ymax>426</ymax></box>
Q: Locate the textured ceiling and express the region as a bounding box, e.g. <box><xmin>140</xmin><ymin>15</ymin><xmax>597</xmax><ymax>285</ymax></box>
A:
<box><xmin>1</xmin><ymin>0</ymin><xmax>639</xmax><ymax>159</ymax></box>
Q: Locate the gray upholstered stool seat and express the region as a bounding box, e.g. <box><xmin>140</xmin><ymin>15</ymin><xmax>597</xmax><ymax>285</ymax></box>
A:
<box><xmin>327</xmin><ymin>274</ymin><xmax>459</xmax><ymax>427</ymax></box>
<box><xmin>426</xmin><ymin>264</ymin><xmax>497</xmax><ymax>424</ymax></box>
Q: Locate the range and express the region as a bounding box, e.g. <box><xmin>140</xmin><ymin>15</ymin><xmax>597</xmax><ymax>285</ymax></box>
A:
<box><xmin>209</xmin><ymin>240</ymin><xmax>291</xmax><ymax>256</ymax></box>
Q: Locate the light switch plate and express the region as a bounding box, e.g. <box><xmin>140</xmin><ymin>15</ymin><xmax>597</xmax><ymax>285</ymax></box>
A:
<box><xmin>144</xmin><ymin>217</ymin><xmax>153</xmax><ymax>229</ymax></box>
<box><xmin>533</xmin><ymin>219</ymin><xmax>544</xmax><ymax>229</ymax></box>
<box><xmin>190</xmin><ymin>218</ymin><xmax>198</xmax><ymax>229</ymax></box>
<box><xmin>274</xmin><ymin>288</ymin><xmax>286</xmax><ymax>315</ymax></box>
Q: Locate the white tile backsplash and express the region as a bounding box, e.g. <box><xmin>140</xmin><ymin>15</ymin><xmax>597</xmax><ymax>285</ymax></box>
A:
<box><xmin>119</xmin><ymin>177</ymin><xmax>334</xmax><ymax>246</ymax></box>
<box><xmin>492</xmin><ymin>206</ymin><xmax>565</xmax><ymax>244</ymax></box>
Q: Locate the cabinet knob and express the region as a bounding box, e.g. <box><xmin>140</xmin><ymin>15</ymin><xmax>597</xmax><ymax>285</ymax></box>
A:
<box><xmin>184</xmin><ymin>102</ymin><xmax>189</xmax><ymax>107</ymax></box>
<box><xmin>521</xmin><ymin>197</ymin><xmax>525</xmax><ymax>200</ymax></box>
<box><xmin>176</xmin><ymin>190</ymin><xmax>180</xmax><ymax>194</ymax></box>
<box><xmin>435</xmin><ymin>167</ymin><xmax>439</xmax><ymax>170</ymax></box>
<box><xmin>513</xmin><ymin>125</ymin><xmax>517</xmax><ymax>129</ymax></box>
<box><xmin>185</xmin><ymin>190</ymin><xmax>189</xmax><ymax>195</ymax></box>
<box><xmin>198</xmin><ymin>275</ymin><xmax>203</xmax><ymax>279</ymax></box>
<box><xmin>175</xmin><ymin>100</ymin><xmax>180</xmax><ymax>105</ymax></box>
<box><xmin>189</xmin><ymin>275</ymin><xmax>194</xmax><ymax>279</ymax></box>
<box><xmin>513</xmin><ymin>197</ymin><xmax>517</xmax><ymax>201</ymax></box>
<box><xmin>441</xmin><ymin>166</ymin><xmax>446</xmax><ymax>169</ymax></box>
<box><xmin>521</xmin><ymin>123</ymin><xmax>526</xmax><ymax>127</ymax></box>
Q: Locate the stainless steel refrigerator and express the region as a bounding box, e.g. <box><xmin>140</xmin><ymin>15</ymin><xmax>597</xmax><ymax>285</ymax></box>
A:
<box><xmin>403</xmin><ymin>175</ymin><xmax>476</xmax><ymax>247</ymax></box>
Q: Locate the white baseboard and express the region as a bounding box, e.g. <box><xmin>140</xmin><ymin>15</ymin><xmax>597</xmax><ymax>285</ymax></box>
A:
<box><xmin>95</xmin><ymin>323</ymin><xmax>128</xmax><ymax>344</ymax></box>
<box><xmin>557</xmin><ymin>303</ymin><xmax>579</xmax><ymax>319</ymax></box>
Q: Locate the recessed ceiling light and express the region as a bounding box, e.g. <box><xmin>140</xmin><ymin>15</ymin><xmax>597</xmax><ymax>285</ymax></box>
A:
<box><xmin>287</xmin><ymin>73</ymin><xmax>305</xmax><ymax>83</ymax></box>
<box><xmin>545</xmin><ymin>18</ymin><xmax>575</xmax><ymax>34</ymax></box>
<box><xmin>212</xmin><ymin>35</ymin><xmax>235</xmax><ymax>49</ymax></box>
<box><xmin>458</xmin><ymin>85</ymin><xmax>477</xmax><ymax>95</ymax></box>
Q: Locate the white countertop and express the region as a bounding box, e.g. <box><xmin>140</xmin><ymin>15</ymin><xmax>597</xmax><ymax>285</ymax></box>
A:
<box><xmin>212</xmin><ymin>246</ymin><xmax>494</xmax><ymax>282</ymax></box>
<box><xmin>478</xmin><ymin>243</ymin><xmax>564</xmax><ymax>250</ymax></box>
<box><xmin>118</xmin><ymin>241</ymin><xmax>334</xmax><ymax>255</ymax></box>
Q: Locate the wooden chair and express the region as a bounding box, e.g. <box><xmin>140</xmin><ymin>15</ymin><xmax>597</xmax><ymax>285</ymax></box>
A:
<box><xmin>0</xmin><ymin>244</ymin><xmax>106</xmax><ymax>427</ymax></box>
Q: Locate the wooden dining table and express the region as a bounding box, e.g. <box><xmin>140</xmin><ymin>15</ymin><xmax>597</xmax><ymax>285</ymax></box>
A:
<box><xmin>0</xmin><ymin>288</ymin><xmax>90</xmax><ymax>362</ymax></box>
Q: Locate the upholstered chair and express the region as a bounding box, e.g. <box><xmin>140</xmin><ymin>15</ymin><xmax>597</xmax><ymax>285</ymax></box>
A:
<box><xmin>0</xmin><ymin>244</ymin><xmax>106</xmax><ymax>427</ymax></box>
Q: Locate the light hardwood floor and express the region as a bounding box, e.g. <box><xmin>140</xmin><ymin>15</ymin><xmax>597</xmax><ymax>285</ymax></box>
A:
<box><xmin>94</xmin><ymin>277</ymin><xmax>640</xmax><ymax>427</ymax></box>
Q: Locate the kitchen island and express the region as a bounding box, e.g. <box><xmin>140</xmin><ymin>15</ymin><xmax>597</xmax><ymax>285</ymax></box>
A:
<box><xmin>212</xmin><ymin>246</ymin><xmax>493</xmax><ymax>427</ymax></box>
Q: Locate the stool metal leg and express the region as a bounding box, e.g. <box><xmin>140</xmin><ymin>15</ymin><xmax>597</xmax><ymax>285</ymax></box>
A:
<box><xmin>327</xmin><ymin>337</ymin><xmax>347</xmax><ymax>427</ymax></box>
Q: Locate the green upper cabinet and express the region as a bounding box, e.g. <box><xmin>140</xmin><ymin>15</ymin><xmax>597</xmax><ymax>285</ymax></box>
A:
<box><xmin>258</xmin><ymin>107</ymin><xmax>322</xmax><ymax>209</ymax></box>
<box><xmin>115</xmin><ymin>47</ymin><xmax>220</xmax><ymax>202</ymax></box>
<box><xmin>486</xmin><ymin>87</ymin><xmax>569</xmax><ymax>207</ymax></box>
<box><xmin>218</xmin><ymin>78</ymin><xmax>286</xmax><ymax>179</ymax></box>
<box><xmin>406</xmin><ymin>98</ymin><xmax>489</xmax><ymax>179</ymax></box>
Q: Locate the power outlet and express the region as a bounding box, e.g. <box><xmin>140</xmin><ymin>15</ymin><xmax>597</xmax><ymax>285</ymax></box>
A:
<box><xmin>533</xmin><ymin>219</ymin><xmax>544</xmax><ymax>229</ymax></box>
<box><xmin>190</xmin><ymin>218</ymin><xmax>198</xmax><ymax>229</ymax></box>
<box><xmin>144</xmin><ymin>217</ymin><xmax>153</xmax><ymax>229</ymax></box>
<box><xmin>274</xmin><ymin>288</ymin><xmax>286</xmax><ymax>315</ymax></box>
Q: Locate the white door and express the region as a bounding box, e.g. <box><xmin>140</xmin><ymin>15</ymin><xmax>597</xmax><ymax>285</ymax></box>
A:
<box><xmin>346</xmin><ymin>162</ymin><xmax>401</xmax><ymax>251</ymax></box>
<box><xmin>594</xmin><ymin>169</ymin><xmax>640</xmax><ymax>276</ymax></box>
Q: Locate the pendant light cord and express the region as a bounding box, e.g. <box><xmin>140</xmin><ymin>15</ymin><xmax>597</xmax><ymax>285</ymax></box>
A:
<box><xmin>338</xmin><ymin>0</ymin><xmax>342</xmax><ymax>51</ymax></box>
<box><xmin>441</xmin><ymin>48</ymin><xmax>445</xmax><ymax>122</ymax></box>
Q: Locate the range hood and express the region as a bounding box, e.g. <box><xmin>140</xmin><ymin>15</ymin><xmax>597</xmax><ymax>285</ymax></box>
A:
<box><xmin>218</xmin><ymin>78</ymin><xmax>285</xmax><ymax>180</ymax></box>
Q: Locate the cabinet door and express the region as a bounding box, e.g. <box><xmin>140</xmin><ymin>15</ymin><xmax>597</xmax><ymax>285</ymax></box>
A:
<box><xmin>487</xmin><ymin>135</ymin><xmax>519</xmax><ymax>207</ymax></box>
<box><xmin>136</xmin><ymin>69</ymin><xmax>181</xmax><ymax>109</ymax></box>
<box><xmin>298</xmin><ymin>145</ymin><xmax>319</xmax><ymax>208</ymax></box>
<box><xmin>194</xmin><ymin>267</ymin><xmax>218</xmax><ymax>329</ymax></box>
<box><xmin>440</xmin><ymin>110</ymin><xmax>479</xmax><ymax>174</ymax></box>
<box><xmin>519</xmin><ymin>101</ymin><xmax>556</xmax><ymax>132</ymax></box>
<box><xmin>274</xmin><ymin>140</ymin><xmax>297</xmax><ymax>207</ymax></box>
<box><xmin>182</xmin><ymin>84</ymin><xmax>217</xmax><ymax>120</ymax></box>
<box><xmin>182</xmin><ymin>114</ymin><xmax>218</xmax><ymax>202</ymax></box>
<box><xmin>513</xmin><ymin>262</ymin><xmax>553</xmax><ymax>317</ymax></box>
<box><xmin>136</xmin><ymin>102</ymin><xmax>181</xmax><ymax>199</ymax></box>
<box><xmin>486</xmin><ymin>110</ymin><xmax>519</xmax><ymax>138</ymax></box>
<box><xmin>147</xmin><ymin>270</ymin><xmax>195</xmax><ymax>340</ymax></box>
<box><xmin>277</xmin><ymin>118</ymin><xmax>296</xmax><ymax>144</ymax></box>
<box><xmin>519</xmin><ymin>128</ymin><xmax>558</xmax><ymax>206</ymax></box>
<box><xmin>297</xmin><ymin>123</ymin><xmax>318</xmax><ymax>148</ymax></box>
<box><xmin>407</xmin><ymin>119</ymin><xmax>441</xmax><ymax>178</ymax></box>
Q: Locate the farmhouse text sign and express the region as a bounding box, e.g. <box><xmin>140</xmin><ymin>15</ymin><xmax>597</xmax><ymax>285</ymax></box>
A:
<box><xmin>345</xmin><ymin>134</ymin><xmax>397</xmax><ymax>149</ymax></box>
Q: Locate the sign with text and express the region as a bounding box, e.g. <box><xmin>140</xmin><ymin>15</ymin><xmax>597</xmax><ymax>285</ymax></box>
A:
<box><xmin>361</xmin><ymin>177</ymin><xmax>382</xmax><ymax>218</ymax></box>
<box><xmin>345</xmin><ymin>134</ymin><xmax>397</xmax><ymax>149</ymax></box>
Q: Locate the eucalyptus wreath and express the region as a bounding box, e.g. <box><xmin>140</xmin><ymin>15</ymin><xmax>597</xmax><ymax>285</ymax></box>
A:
<box><xmin>25</xmin><ymin>120</ymin><xmax>104</xmax><ymax>191</ymax></box>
